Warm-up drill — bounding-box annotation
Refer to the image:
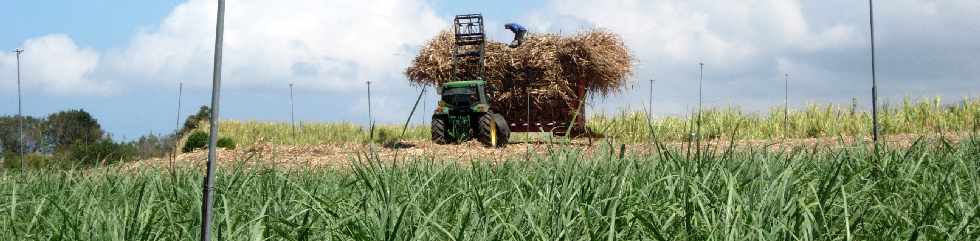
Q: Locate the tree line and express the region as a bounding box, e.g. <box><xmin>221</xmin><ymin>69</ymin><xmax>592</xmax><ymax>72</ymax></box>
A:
<box><xmin>1</xmin><ymin>106</ymin><xmax>213</xmax><ymax>169</ymax></box>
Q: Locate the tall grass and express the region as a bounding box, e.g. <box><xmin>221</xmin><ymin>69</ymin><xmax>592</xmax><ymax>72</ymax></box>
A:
<box><xmin>3</xmin><ymin>135</ymin><xmax>979</xmax><ymax>240</ymax></box>
<box><xmin>195</xmin><ymin>97</ymin><xmax>978</xmax><ymax>147</ymax></box>
<box><xmin>195</xmin><ymin>120</ymin><xmax>430</xmax><ymax>146</ymax></box>
<box><xmin>591</xmin><ymin>97</ymin><xmax>980</xmax><ymax>142</ymax></box>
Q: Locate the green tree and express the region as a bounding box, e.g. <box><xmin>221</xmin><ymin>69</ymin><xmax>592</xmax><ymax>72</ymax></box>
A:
<box><xmin>132</xmin><ymin>133</ymin><xmax>176</xmax><ymax>159</ymax></box>
<box><xmin>0</xmin><ymin>116</ymin><xmax>45</xmax><ymax>155</ymax></box>
<box><xmin>45</xmin><ymin>109</ymin><xmax>104</xmax><ymax>151</ymax></box>
<box><xmin>180</xmin><ymin>106</ymin><xmax>211</xmax><ymax>136</ymax></box>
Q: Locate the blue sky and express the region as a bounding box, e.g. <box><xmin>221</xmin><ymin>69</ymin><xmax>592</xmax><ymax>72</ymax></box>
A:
<box><xmin>2</xmin><ymin>1</ymin><xmax>180</xmax><ymax>49</ymax></box>
<box><xmin>2</xmin><ymin>0</ymin><xmax>978</xmax><ymax>140</ymax></box>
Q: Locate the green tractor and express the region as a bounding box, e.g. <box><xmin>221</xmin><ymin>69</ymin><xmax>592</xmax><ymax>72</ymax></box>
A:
<box><xmin>431</xmin><ymin>14</ymin><xmax>510</xmax><ymax>147</ymax></box>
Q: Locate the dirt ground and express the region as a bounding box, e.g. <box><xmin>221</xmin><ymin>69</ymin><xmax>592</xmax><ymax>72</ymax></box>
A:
<box><xmin>124</xmin><ymin>132</ymin><xmax>972</xmax><ymax>170</ymax></box>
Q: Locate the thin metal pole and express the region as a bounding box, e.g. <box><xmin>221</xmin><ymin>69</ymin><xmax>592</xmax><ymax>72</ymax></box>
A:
<box><xmin>526</xmin><ymin>83</ymin><xmax>530</xmax><ymax>159</ymax></box>
<box><xmin>200</xmin><ymin>0</ymin><xmax>225</xmax><ymax>240</ymax></box>
<box><xmin>173</xmin><ymin>82</ymin><xmax>182</xmax><ymax>167</ymax></box>
<box><xmin>402</xmin><ymin>87</ymin><xmax>427</xmax><ymax>137</ymax></box>
<box><xmin>648</xmin><ymin>79</ymin><xmax>654</xmax><ymax>121</ymax></box>
<box><xmin>366</xmin><ymin>81</ymin><xmax>373</xmax><ymax>139</ymax></box>
<box><xmin>697</xmin><ymin>62</ymin><xmax>704</xmax><ymax>139</ymax></box>
<box><xmin>784</xmin><ymin>73</ymin><xmax>789</xmax><ymax>139</ymax></box>
<box><xmin>648</xmin><ymin>78</ymin><xmax>656</xmax><ymax>145</ymax></box>
<box><xmin>15</xmin><ymin>48</ymin><xmax>24</xmax><ymax>170</ymax></box>
<box><xmin>869</xmin><ymin>0</ymin><xmax>880</xmax><ymax>145</ymax></box>
<box><xmin>289</xmin><ymin>83</ymin><xmax>296</xmax><ymax>137</ymax></box>
<box><xmin>176</xmin><ymin>82</ymin><xmax>183</xmax><ymax>135</ymax></box>
<box><xmin>698</xmin><ymin>63</ymin><xmax>704</xmax><ymax>115</ymax></box>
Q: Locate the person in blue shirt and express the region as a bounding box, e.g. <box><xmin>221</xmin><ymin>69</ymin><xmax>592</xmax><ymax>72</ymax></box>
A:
<box><xmin>505</xmin><ymin>23</ymin><xmax>527</xmax><ymax>48</ymax></box>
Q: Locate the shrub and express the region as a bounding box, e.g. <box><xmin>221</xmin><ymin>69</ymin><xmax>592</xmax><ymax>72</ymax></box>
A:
<box><xmin>183</xmin><ymin>131</ymin><xmax>209</xmax><ymax>153</ymax></box>
<box><xmin>68</xmin><ymin>140</ymin><xmax>137</xmax><ymax>166</ymax></box>
<box><xmin>2</xmin><ymin>153</ymin><xmax>74</xmax><ymax>169</ymax></box>
<box><xmin>373</xmin><ymin>128</ymin><xmax>401</xmax><ymax>148</ymax></box>
<box><xmin>217</xmin><ymin>137</ymin><xmax>236</xmax><ymax>150</ymax></box>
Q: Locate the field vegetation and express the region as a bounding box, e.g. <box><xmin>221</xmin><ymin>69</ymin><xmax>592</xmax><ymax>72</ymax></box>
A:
<box><xmin>2</xmin><ymin>134</ymin><xmax>978</xmax><ymax>240</ymax></box>
<box><xmin>2</xmin><ymin>97</ymin><xmax>978</xmax><ymax>240</ymax></box>
<box><xmin>197</xmin><ymin>97</ymin><xmax>979</xmax><ymax>147</ymax></box>
<box><xmin>592</xmin><ymin>97</ymin><xmax>979</xmax><ymax>143</ymax></box>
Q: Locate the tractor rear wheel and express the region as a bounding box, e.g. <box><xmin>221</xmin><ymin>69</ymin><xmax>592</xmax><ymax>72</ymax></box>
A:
<box><xmin>478</xmin><ymin>113</ymin><xmax>509</xmax><ymax>147</ymax></box>
<box><xmin>431</xmin><ymin>115</ymin><xmax>449</xmax><ymax>144</ymax></box>
<box><xmin>491</xmin><ymin>113</ymin><xmax>511</xmax><ymax>140</ymax></box>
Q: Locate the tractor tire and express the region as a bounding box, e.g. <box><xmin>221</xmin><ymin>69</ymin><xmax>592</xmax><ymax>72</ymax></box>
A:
<box><xmin>431</xmin><ymin>115</ymin><xmax>450</xmax><ymax>144</ymax></box>
<box><xmin>491</xmin><ymin>113</ymin><xmax>511</xmax><ymax>140</ymax></box>
<box><xmin>477</xmin><ymin>113</ymin><xmax>509</xmax><ymax>148</ymax></box>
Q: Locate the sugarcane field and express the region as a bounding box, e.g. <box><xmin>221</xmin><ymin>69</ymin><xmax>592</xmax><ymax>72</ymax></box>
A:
<box><xmin>3</xmin><ymin>1</ymin><xmax>980</xmax><ymax>240</ymax></box>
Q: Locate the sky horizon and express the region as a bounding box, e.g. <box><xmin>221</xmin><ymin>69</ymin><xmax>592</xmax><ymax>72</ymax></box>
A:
<box><xmin>2</xmin><ymin>0</ymin><xmax>978</xmax><ymax>140</ymax></box>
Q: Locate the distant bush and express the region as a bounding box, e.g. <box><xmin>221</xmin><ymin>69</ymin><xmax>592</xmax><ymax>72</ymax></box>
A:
<box><xmin>183</xmin><ymin>131</ymin><xmax>209</xmax><ymax>153</ymax></box>
<box><xmin>133</xmin><ymin>133</ymin><xmax>176</xmax><ymax>159</ymax></box>
<box><xmin>2</xmin><ymin>153</ymin><xmax>53</xmax><ymax>169</ymax></box>
<box><xmin>373</xmin><ymin>128</ymin><xmax>401</xmax><ymax>148</ymax></box>
<box><xmin>69</xmin><ymin>140</ymin><xmax>137</xmax><ymax>166</ymax></box>
<box><xmin>217</xmin><ymin>137</ymin><xmax>236</xmax><ymax>150</ymax></box>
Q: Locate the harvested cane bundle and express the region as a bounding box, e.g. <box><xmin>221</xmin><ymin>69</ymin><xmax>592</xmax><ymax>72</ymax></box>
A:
<box><xmin>406</xmin><ymin>29</ymin><xmax>633</xmax><ymax>123</ymax></box>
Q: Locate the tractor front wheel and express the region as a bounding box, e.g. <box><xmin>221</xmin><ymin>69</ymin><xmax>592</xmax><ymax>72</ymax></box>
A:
<box><xmin>431</xmin><ymin>115</ymin><xmax>449</xmax><ymax>144</ymax></box>
<box><xmin>478</xmin><ymin>113</ymin><xmax>510</xmax><ymax>148</ymax></box>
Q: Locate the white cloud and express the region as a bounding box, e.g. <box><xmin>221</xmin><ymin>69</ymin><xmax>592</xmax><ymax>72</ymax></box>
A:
<box><xmin>104</xmin><ymin>0</ymin><xmax>446</xmax><ymax>92</ymax></box>
<box><xmin>529</xmin><ymin>0</ymin><xmax>861</xmax><ymax>68</ymax></box>
<box><xmin>1</xmin><ymin>34</ymin><xmax>110</xmax><ymax>95</ymax></box>
<box><xmin>6</xmin><ymin>0</ymin><xmax>979</xmax><ymax>124</ymax></box>
<box><xmin>523</xmin><ymin>0</ymin><xmax>979</xmax><ymax>115</ymax></box>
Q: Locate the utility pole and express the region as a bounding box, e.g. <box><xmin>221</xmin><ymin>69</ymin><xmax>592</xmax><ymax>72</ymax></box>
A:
<box><xmin>289</xmin><ymin>83</ymin><xmax>296</xmax><ymax>137</ymax></box>
<box><xmin>200</xmin><ymin>0</ymin><xmax>225</xmax><ymax>240</ymax></box>
<box><xmin>784</xmin><ymin>73</ymin><xmax>789</xmax><ymax>139</ymax></box>
<box><xmin>868</xmin><ymin>0</ymin><xmax>880</xmax><ymax>145</ymax></box>
<box><xmin>14</xmin><ymin>48</ymin><xmax>24</xmax><ymax>170</ymax></box>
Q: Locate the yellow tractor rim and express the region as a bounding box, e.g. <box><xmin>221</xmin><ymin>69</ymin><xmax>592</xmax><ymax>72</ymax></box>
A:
<box><xmin>490</xmin><ymin>121</ymin><xmax>497</xmax><ymax>147</ymax></box>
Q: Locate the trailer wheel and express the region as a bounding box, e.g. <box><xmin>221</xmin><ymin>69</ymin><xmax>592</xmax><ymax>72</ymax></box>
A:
<box><xmin>478</xmin><ymin>113</ymin><xmax>509</xmax><ymax>148</ymax></box>
<box><xmin>431</xmin><ymin>115</ymin><xmax>449</xmax><ymax>144</ymax></box>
